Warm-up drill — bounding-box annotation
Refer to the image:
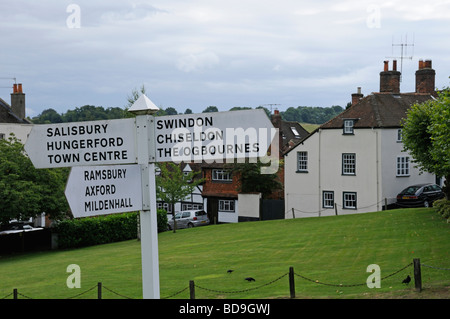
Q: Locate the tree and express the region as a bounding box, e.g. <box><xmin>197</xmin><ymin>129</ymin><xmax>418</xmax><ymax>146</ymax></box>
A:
<box><xmin>402</xmin><ymin>86</ymin><xmax>450</xmax><ymax>198</ymax></box>
<box><xmin>31</xmin><ymin>108</ymin><xmax>62</xmax><ymax>124</ymax></box>
<box><xmin>184</xmin><ymin>108</ymin><xmax>193</xmax><ymax>114</ymax></box>
<box><xmin>229</xmin><ymin>160</ymin><xmax>283</xmax><ymax>199</ymax></box>
<box><xmin>202</xmin><ymin>106</ymin><xmax>218</xmax><ymax>113</ymax></box>
<box><xmin>164</xmin><ymin>107</ymin><xmax>178</xmax><ymax>115</ymax></box>
<box><xmin>155</xmin><ymin>163</ymin><xmax>204</xmax><ymax>232</ymax></box>
<box><xmin>0</xmin><ymin>135</ymin><xmax>69</xmax><ymax>226</ymax></box>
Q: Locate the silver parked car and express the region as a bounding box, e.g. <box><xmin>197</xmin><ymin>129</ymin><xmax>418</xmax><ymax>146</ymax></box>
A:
<box><xmin>167</xmin><ymin>210</ymin><xmax>209</xmax><ymax>230</ymax></box>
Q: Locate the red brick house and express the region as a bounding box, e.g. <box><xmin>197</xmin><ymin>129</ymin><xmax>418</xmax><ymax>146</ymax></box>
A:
<box><xmin>200</xmin><ymin>111</ymin><xmax>309</xmax><ymax>223</ymax></box>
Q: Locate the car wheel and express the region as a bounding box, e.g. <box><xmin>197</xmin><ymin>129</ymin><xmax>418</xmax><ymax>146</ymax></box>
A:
<box><xmin>424</xmin><ymin>200</ymin><xmax>430</xmax><ymax>208</ymax></box>
<box><xmin>187</xmin><ymin>223</ymin><xmax>194</xmax><ymax>228</ymax></box>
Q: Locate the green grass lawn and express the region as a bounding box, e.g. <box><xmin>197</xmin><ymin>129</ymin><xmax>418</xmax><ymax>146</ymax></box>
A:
<box><xmin>1</xmin><ymin>208</ymin><xmax>449</xmax><ymax>299</ymax></box>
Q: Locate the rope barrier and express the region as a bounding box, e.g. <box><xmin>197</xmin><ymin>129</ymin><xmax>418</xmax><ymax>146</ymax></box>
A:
<box><xmin>162</xmin><ymin>286</ymin><xmax>189</xmax><ymax>299</ymax></box>
<box><xmin>195</xmin><ymin>273</ymin><xmax>288</xmax><ymax>295</ymax></box>
<box><xmin>294</xmin><ymin>262</ymin><xmax>413</xmax><ymax>287</ymax></box>
<box><xmin>102</xmin><ymin>285</ymin><xmax>134</xmax><ymax>299</ymax></box>
<box><xmin>286</xmin><ymin>197</ymin><xmax>420</xmax><ymax>216</ymax></box>
<box><xmin>2</xmin><ymin>260</ymin><xmax>448</xmax><ymax>299</ymax></box>
<box><xmin>65</xmin><ymin>284</ymin><xmax>97</xmax><ymax>299</ymax></box>
<box><xmin>422</xmin><ymin>263</ymin><xmax>450</xmax><ymax>271</ymax></box>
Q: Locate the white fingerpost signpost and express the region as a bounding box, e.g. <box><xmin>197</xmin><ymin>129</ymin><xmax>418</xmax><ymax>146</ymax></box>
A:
<box><xmin>127</xmin><ymin>94</ymin><xmax>161</xmax><ymax>299</ymax></box>
<box><xmin>24</xmin><ymin>94</ymin><xmax>277</xmax><ymax>300</ymax></box>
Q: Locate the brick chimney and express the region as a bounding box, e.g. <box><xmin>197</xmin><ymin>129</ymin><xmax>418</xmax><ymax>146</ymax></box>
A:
<box><xmin>380</xmin><ymin>60</ymin><xmax>400</xmax><ymax>93</ymax></box>
<box><xmin>10</xmin><ymin>83</ymin><xmax>26</xmax><ymax>119</ymax></box>
<box><xmin>351</xmin><ymin>87</ymin><xmax>363</xmax><ymax>106</ymax></box>
<box><xmin>415</xmin><ymin>59</ymin><xmax>435</xmax><ymax>94</ymax></box>
<box><xmin>271</xmin><ymin>109</ymin><xmax>283</xmax><ymax>153</ymax></box>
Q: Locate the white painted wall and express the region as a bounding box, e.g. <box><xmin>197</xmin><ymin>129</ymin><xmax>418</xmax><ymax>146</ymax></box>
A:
<box><xmin>380</xmin><ymin>129</ymin><xmax>435</xmax><ymax>204</ymax></box>
<box><xmin>284</xmin><ymin>127</ymin><xmax>436</xmax><ymax>219</ymax></box>
<box><xmin>238</xmin><ymin>193</ymin><xmax>261</xmax><ymax>220</ymax></box>
<box><xmin>0</xmin><ymin>123</ymin><xmax>32</xmax><ymax>143</ymax></box>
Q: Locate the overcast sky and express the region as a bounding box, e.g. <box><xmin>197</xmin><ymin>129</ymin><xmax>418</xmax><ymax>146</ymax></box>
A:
<box><xmin>1</xmin><ymin>0</ymin><xmax>449</xmax><ymax>117</ymax></box>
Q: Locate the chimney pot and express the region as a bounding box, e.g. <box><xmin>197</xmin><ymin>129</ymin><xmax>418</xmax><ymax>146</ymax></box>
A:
<box><xmin>13</xmin><ymin>83</ymin><xmax>18</xmax><ymax>93</ymax></box>
<box><xmin>418</xmin><ymin>59</ymin><xmax>424</xmax><ymax>70</ymax></box>
<box><xmin>351</xmin><ymin>87</ymin><xmax>363</xmax><ymax>106</ymax></box>
<box><xmin>380</xmin><ymin>61</ymin><xmax>400</xmax><ymax>93</ymax></box>
<box><xmin>393</xmin><ymin>60</ymin><xmax>397</xmax><ymax>71</ymax></box>
<box><xmin>18</xmin><ymin>83</ymin><xmax>23</xmax><ymax>93</ymax></box>
<box><xmin>274</xmin><ymin>109</ymin><xmax>279</xmax><ymax>115</ymax></box>
<box><xmin>415</xmin><ymin>59</ymin><xmax>435</xmax><ymax>95</ymax></box>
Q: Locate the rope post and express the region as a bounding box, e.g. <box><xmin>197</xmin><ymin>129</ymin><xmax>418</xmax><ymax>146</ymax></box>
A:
<box><xmin>13</xmin><ymin>288</ymin><xmax>18</xmax><ymax>299</ymax></box>
<box><xmin>97</xmin><ymin>282</ymin><xmax>102</xmax><ymax>299</ymax></box>
<box><xmin>189</xmin><ymin>280</ymin><xmax>195</xmax><ymax>299</ymax></box>
<box><xmin>289</xmin><ymin>267</ymin><xmax>295</xmax><ymax>299</ymax></box>
<box><xmin>413</xmin><ymin>258</ymin><xmax>422</xmax><ymax>292</ymax></box>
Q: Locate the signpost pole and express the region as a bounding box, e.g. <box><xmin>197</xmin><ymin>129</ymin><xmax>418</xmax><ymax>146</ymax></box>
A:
<box><xmin>129</xmin><ymin>96</ymin><xmax>160</xmax><ymax>299</ymax></box>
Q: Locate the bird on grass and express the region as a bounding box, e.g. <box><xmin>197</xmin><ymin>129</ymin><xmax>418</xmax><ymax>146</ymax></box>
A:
<box><xmin>227</xmin><ymin>270</ymin><xmax>234</xmax><ymax>274</ymax></box>
<box><xmin>245</xmin><ymin>277</ymin><xmax>255</xmax><ymax>282</ymax></box>
<box><xmin>402</xmin><ymin>275</ymin><xmax>411</xmax><ymax>285</ymax></box>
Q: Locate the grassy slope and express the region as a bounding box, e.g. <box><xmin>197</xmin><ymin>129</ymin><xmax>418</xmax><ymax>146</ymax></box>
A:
<box><xmin>0</xmin><ymin>208</ymin><xmax>449</xmax><ymax>299</ymax></box>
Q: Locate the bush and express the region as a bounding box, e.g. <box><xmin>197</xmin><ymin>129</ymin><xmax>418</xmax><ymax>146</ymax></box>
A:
<box><xmin>54</xmin><ymin>210</ymin><xmax>169</xmax><ymax>249</ymax></box>
<box><xmin>433</xmin><ymin>199</ymin><xmax>450</xmax><ymax>219</ymax></box>
<box><xmin>54</xmin><ymin>212</ymin><xmax>138</xmax><ymax>249</ymax></box>
<box><xmin>157</xmin><ymin>209</ymin><xmax>168</xmax><ymax>233</ymax></box>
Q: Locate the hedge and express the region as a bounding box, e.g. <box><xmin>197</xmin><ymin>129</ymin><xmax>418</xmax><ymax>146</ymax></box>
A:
<box><xmin>434</xmin><ymin>199</ymin><xmax>450</xmax><ymax>220</ymax></box>
<box><xmin>54</xmin><ymin>209</ymin><xmax>168</xmax><ymax>249</ymax></box>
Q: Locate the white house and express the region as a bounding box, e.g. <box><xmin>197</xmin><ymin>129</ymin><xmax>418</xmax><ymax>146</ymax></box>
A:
<box><xmin>284</xmin><ymin>60</ymin><xmax>439</xmax><ymax>218</ymax></box>
<box><xmin>156</xmin><ymin>163</ymin><xmax>205</xmax><ymax>214</ymax></box>
<box><xmin>0</xmin><ymin>83</ymin><xmax>32</xmax><ymax>142</ymax></box>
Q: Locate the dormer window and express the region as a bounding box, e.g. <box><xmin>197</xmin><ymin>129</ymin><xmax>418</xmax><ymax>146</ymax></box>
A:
<box><xmin>343</xmin><ymin>120</ymin><xmax>354</xmax><ymax>135</ymax></box>
<box><xmin>290</xmin><ymin>127</ymin><xmax>301</xmax><ymax>138</ymax></box>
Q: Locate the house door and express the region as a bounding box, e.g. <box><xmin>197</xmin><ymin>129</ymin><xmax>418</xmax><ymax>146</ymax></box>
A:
<box><xmin>207</xmin><ymin>197</ymin><xmax>218</xmax><ymax>224</ymax></box>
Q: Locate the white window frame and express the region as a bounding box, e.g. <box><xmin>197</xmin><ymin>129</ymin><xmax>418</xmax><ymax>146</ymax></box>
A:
<box><xmin>396</xmin><ymin>156</ymin><xmax>410</xmax><ymax>177</ymax></box>
<box><xmin>219</xmin><ymin>199</ymin><xmax>235</xmax><ymax>212</ymax></box>
<box><xmin>212</xmin><ymin>169</ymin><xmax>232</xmax><ymax>181</ymax></box>
<box><xmin>342</xmin><ymin>153</ymin><xmax>356</xmax><ymax>175</ymax></box>
<box><xmin>323</xmin><ymin>191</ymin><xmax>334</xmax><ymax>209</ymax></box>
<box><xmin>157</xmin><ymin>202</ymin><xmax>172</xmax><ymax>213</ymax></box>
<box><xmin>397</xmin><ymin>129</ymin><xmax>402</xmax><ymax>142</ymax></box>
<box><xmin>181</xmin><ymin>203</ymin><xmax>203</xmax><ymax>211</ymax></box>
<box><xmin>297</xmin><ymin>151</ymin><xmax>308</xmax><ymax>172</ymax></box>
<box><xmin>343</xmin><ymin>192</ymin><xmax>357</xmax><ymax>209</ymax></box>
<box><xmin>343</xmin><ymin>120</ymin><xmax>354</xmax><ymax>134</ymax></box>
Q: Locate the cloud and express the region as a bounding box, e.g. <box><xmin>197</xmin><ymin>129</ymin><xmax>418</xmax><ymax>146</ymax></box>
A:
<box><xmin>0</xmin><ymin>0</ymin><xmax>449</xmax><ymax>115</ymax></box>
<box><xmin>176</xmin><ymin>51</ymin><xmax>220</xmax><ymax>73</ymax></box>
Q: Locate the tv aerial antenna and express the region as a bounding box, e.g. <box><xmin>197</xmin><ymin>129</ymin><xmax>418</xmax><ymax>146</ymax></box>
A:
<box><xmin>260</xmin><ymin>104</ymin><xmax>281</xmax><ymax>112</ymax></box>
<box><xmin>386</xmin><ymin>34</ymin><xmax>414</xmax><ymax>82</ymax></box>
<box><xmin>0</xmin><ymin>77</ymin><xmax>17</xmax><ymax>88</ymax></box>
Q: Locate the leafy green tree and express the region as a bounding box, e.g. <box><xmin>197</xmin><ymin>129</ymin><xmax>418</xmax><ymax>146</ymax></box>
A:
<box><xmin>0</xmin><ymin>135</ymin><xmax>69</xmax><ymax>226</ymax></box>
<box><xmin>202</xmin><ymin>106</ymin><xmax>218</xmax><ymax>113</ymax></box>
<box><xmin>31</xmin><ymin>108</ymin><xmax>62</xmax><ymax>124</ymax></box>
<box><xmin>164</xmin><ymin>107</ymin><xmax>178</xmax><ymax>115</ymax></box>
<box><xmin>184</xmin><ymin>108</ymin><xmax>193</xmax><ymax>114</ymax></box>
<box><xmin>155</xmin><ymin>163</ymin><xmax>204</xmax><ymax>232</ymax></box>
<box><xmin>229</xmin><ymin>161</ymin><xmax>283</xmax><ymax>199</ymax></box>
<box><xmin>402</xmin><ymin>86</ymin><xmax>450</xmax><ymax>198</ymax></box>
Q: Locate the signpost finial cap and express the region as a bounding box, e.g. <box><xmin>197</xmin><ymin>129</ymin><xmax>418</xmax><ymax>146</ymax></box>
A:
<box><xmin>128</xmin><ymin>94</ymin><xmax>159</xmax><ymax>115</ymax></box>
